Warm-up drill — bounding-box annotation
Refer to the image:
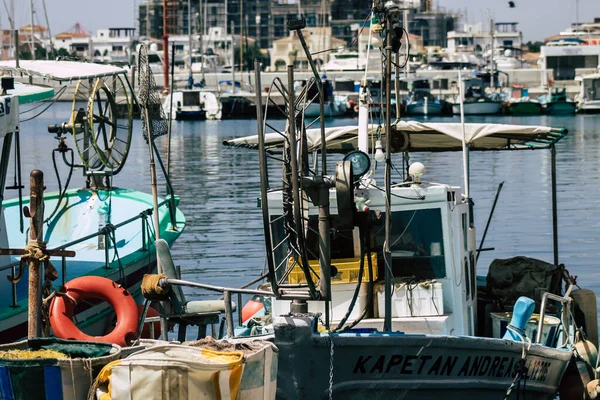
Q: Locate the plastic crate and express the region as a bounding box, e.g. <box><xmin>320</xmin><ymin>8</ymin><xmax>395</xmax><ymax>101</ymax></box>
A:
<box><xmin>288</xmin><ymin>254</ymin><xmax>378</xmax><ymax>284</ymax></box>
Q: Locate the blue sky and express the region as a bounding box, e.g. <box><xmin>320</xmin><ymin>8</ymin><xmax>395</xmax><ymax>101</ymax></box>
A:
<box><xmin>3</xmin><ymin>0</ymin><xmax>600</xmax><ymax>42</ymax></box>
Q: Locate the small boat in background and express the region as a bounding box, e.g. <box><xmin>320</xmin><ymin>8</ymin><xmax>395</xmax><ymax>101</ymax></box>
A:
<box><xmin>576</xmin><ymin>73</ymin><xmax>600</xmax><ymax>113</ymax></box>
<box><xmin>452</xmin><ymin>73</ymin><xmax>502</xmax><ymax>115</ymax></box>
<box><xmin>405</xmin><ymin>79</ymin><xmax>443</xmax><ymax>116</ymax></box>
<box><xmin>163</xmin><ymin>88</ymin><xmax>222</xmax><ymax>120</ymax></box>
<box><xmin>505</xmin><ymin>84</ymin><xmax>542</xmax><ymax>115</ymax></box>
<box><xmin>538</xmin><ymin>87</ymin><xmax>577</xmax><ymax>115</ymax></box>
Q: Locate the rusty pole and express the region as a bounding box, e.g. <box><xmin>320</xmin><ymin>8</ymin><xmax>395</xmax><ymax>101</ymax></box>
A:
<box><xmin>27</xmin><ymin>170</ymin><xmax>44</xmax><ymax>338</ymax></box>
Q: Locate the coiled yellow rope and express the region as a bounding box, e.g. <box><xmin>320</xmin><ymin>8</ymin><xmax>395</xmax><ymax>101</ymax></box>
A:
<box><xmin>141</xmin><ymin>273</ymin><xmax>170</xmax><ymax>301</ymax></box>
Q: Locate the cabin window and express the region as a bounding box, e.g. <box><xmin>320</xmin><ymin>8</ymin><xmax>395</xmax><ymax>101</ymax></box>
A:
<box><xmin>182</xmin><ymin>92</ymin><xmax>201</xmax><ymax>106</ymax></box>
<box><xmin>375</xmin><ymin>208</ymin><xmax>446</xmax><ymax>280</ymax></box>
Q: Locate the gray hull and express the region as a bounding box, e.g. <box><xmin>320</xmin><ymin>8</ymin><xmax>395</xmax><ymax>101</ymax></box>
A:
<box><xmin>274</xmin><ymin>316</ymin><xmax>572</xmax><ymax>400</ymax></box>
<box><xmin>452</xmin><ymin>101</ymin><xmax>501</xmax><ymax>115</ymax></box>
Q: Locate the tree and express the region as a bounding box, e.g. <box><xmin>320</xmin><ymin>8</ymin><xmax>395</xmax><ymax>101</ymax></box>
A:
<box><xmin>525</xmin><ymin>41</ymin><xmax>543</xmax><ymax>53</ymax></box>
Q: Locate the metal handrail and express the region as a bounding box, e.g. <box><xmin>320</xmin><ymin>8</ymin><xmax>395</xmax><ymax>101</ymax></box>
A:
<box><xmin>159</xmin><ymin>277</ymin><xmax>274</xmax><ymax>338</ymax></box>
<box><xmin>0</xmin><ymin>198</ymin><xmax>175</xmax><ymax>307</ymax></box>
<box><xmin>536</xmin><ymin>284</ymin><xmax>574</xmax><ymax>346</ymax></box>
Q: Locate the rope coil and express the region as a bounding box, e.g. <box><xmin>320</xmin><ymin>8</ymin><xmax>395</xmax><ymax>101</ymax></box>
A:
<box><xmin>141</xmin><ymin>273</ymin><xmax>170</xmax><ymax>301</ymax></box>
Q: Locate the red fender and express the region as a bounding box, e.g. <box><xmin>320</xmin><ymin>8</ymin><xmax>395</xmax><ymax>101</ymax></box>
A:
<box><xmin>137</xmin><ymin>304</ymin><xmax>161</xmax><ymax>339</ymax></box>
<box><xmin>241</xmin><ymin>296</ymin><xmax>264</xmax><ymax>324</ymax></box>
<box><xmin>49</xmin><ymin>276</ymin><xmax>138</xmax><ymax>347</ymax></box>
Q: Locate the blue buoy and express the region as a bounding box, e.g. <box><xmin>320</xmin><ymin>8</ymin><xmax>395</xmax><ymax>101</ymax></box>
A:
<box><xmin>503</xmin><ymin>296</ymin><xmax>535</xmax><ymax>342</ymax></box>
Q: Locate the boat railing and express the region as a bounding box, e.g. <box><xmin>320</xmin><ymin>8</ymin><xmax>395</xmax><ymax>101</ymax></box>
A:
<box><xmin>154</xmin><ymin>277</ymin><xmax>273</xmax><ymax>338</ymax></box>
<box><xmin>536</xmin><ymin>284</ymin><xmax>574</xmax><ymax>347</ymax></box>
<box><xmin>0</xmin><ymin>199</ymin><xmax>172</xmax><ymax>309</ymax></box>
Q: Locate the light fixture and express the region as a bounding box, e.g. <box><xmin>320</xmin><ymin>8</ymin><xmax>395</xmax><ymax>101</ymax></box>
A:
<box><xmin>408</xmin><ymin>162</ymin><xmax>425</xmax><ymax>183</ymax></box>
<box><xmin>374</xmin><ymin>140</ymin><xmax>385</xmax><ymax>163</ymax></box>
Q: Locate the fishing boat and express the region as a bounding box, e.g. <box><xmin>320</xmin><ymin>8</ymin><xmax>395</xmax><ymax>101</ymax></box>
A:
<box><xmin>163</xmin><ymin>88</ymin><xmax>222</xmax><ymax>120</ymax></box>
<box><xmin>538</xmin><ymin>88</ymin><xmax>577</xmax><ymax>115</ymax></box>
<box><xmin>217</xmin><ymin>11</ymin><xmax>599</xmax><ymax>399</ymax></box>
<box><xmin>575</xmin><ymin>73</ymin><xmax>600</xmax><ymax>113</ymax></box>
<box><xmin>0</xmin><ymin>60</ymin><xmax>185</xmax><ymax>344</ymax></box>
<box><xmin>452</xmin><ymin>73</ymin><xmax>502</xmax><ymax>115</ymax></box>
<box><xmin>504</xmin><ymin>84</ymin><xmax>542</xmax><ymax>115</ymax></box>
<box><xmin>404</xmin><ymin>78</ymin><xmax>443</xmax><ymax>116</ymax></box>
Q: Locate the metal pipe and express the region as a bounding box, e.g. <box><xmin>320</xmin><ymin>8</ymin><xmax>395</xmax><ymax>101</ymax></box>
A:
<box><xmin>14</xmin><ymin>29</ymin><xmax>19</xmax><ymax>68</ymax></box>
<box><xmin>476</xmin><ymin>181</ymin><xmax>504</xmax><ymax>261</ymax></box>
<box><xmin>223</xmin><ymin>291</ymin><xmax>235</xmax><ymax>337</ymax></box>
<box><xmin>237</xmin><ymin>292</ymin><xmax>242</xmax><ymax>326</ymax></box>
<box><xmin>167</xmin><ymin>44</ymin><xmax>175</xmax><ymax>181</ymax></box>
<box><xmin>151</xmin><ymin>140</ymin><xmax>178</xmax><ymax>230</ymax></box>
<box><xmin>27</xmin><ymin>170</ymin><xmax>44</xmax><ymax>338</ymax></box>
<box><xmin>61</xmin><ymin>256</ymin><xmax>66</xmax><ymax>286</ymax></box>
<box><xmin>551</xmin><ymin>145</ymin><xmax>559</xmax><ymax>266</ymax></box>
<box><xmin>164</xmin><ymin>278</ymin><xmax>273</xmax><ymax>296</ymax></box>
<box><xmin>29</xmin><ymin>0</ymin><xmax>35</xmax><ymax>60</ymax></box>
<box><xmin>536</xmin><ymin>291</ymin><xmax>572</xmax><ymax>346</ymax></box>
<box><xmin>0</xmin><ymin>132</ymin><xmax>13</xmax><ymax>209</ymax></box>
<box><xmin>11</xmin><ymin>265</ymin><xmax>17</xmax><ymax>307</ymax></box>
<box><xmin>104</xmin><ymin>232</ymin><xmax>110</xmax><ymax>269</ymax></box>
<box><xmin>394</xmin><ymin>52</ymin><xmax>401</xmax><ymax>123</ymax></box>
<box><xmin>162</xmin><ymin>0</ymin><xmax>169</xmax><ymax>92</ymax></box>
<box><xmin>383</xmin><ymin>18</ymin><xmax>393</xmax><ymax>332</ymax></box>
<box><xmin>15</xmin><ymin>130</ymin><xmax>23</xmax><ymax>233</ymax></box>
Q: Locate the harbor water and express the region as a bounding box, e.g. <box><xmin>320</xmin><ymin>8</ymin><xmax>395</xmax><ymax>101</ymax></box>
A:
<box><xmin>13</xmin><ymin>103</ymin><xmax>600</xmax><ymax>322</ymax></box>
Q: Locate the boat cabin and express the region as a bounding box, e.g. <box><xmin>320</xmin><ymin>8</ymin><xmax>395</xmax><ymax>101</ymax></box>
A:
<box><xmin>267</xmin><ymin>178</ymin><xmax>476</xmax><ymax>337</ymax></box>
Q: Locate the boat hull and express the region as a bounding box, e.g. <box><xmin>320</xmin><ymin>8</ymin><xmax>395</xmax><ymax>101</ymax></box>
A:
<box><xmin>303</xmin><ymin>100</ymin><xmax>349</xmax><ymax>118</ymax></box>
<box><xmin>542</xmin><ymin>102</ymin><xmax>576</xmax><ymax>115</ymax></box>
<box><xmin>0</xmin><ymin>188</ymin><xmax>186</xmax><ymax>343</ymax></box>
<box><xmin>506</xmin><ymin>101</ymin><xmax>542</xmax><ymax>115</ymax></box>
<box><xmin>452</xmin><ymin>101</ymin><xmax>501</xmax><ymax>115</ymax></box>
<box><xmin>579</xmin><ymin>100</ymin><xmax>600</xmax><ymax>114</ymax></box>
<box><xmin>273</xmin><ymin>315</ymin><xmax>572</xmax><ymax>400</ymax></box>
<box><xmin>406</xmin><ymin>102</ymin><xmax>443</xmax><ymax>116</ymax></box>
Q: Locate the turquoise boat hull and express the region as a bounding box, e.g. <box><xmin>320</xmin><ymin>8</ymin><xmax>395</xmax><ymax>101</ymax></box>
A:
<box><xmin>542</xmin><ymin>102</ymin><xmax>576</xmax><ymax>115</ymax></box>
<box><xmin>0</xmin><ymin>187</ymin><xmax>186</xmax><ymax>343</ymax></box>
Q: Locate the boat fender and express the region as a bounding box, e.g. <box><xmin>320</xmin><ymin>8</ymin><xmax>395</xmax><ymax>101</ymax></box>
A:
<box><xmin>572</xmin><ymin>289</ymin><xmax>599</xmax><ymax>349</ymax></box>
<box><xmin>49</xmin><ymin>276</ymin><xmax>139</xmax><ymax>347</ymax></box>
<box><xmin>137</xmin><ymin>304</ymin><xmax>161</xmax><ymax>339</ymax></box>
<box><xmin>242</xmin><ymin>295</ymin><xmax>265</xmax><ymax>324</ymax></box>
<box><xmin>560</xmin><ymin>341</ymin><xmax>598</xmax><ymax>399</ymax></box>
<box><xmin>587</xmin><ymin>380</ymin><xmax>600</xmax><ymax>399</ymax></box>
<box><xmin>502</xmin><ymin>296</ymin><xmax>534</xmax><ymax>341</ymax></box>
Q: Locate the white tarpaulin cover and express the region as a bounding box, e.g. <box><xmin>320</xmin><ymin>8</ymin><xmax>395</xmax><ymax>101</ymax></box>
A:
<box><xmin>0</xmin><ymin>60</ymin><xmax>126</xmax><ymax>81</ymax></box>
<box><xmin>223</xmin><ymin>121</ymin><xmax>567</xmax><ymax>153</ymax></box>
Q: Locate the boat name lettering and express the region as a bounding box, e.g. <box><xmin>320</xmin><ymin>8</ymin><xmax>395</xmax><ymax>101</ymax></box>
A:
<box><xmin>352</xmin><ymin>355</ymin><xmax>549</xmax><ymax>382</ymax></box>
<box><xmin>0</xmin><ymin>97</ymin><xmax>11</xmax><ymax>117</ymax></box>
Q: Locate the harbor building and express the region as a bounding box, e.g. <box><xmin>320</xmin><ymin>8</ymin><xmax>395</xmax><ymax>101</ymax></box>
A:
<box><xmin>541</xmin><ymin>17</ymin><xmax>600</xmax><ymax>81</ymax></box>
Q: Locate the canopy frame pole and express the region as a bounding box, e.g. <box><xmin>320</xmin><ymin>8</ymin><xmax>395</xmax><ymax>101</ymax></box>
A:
<box><xmin>551</xmin><ymin>144</ymin><xmax>559</xmax><ymax>266</ymax></box>
<box><xmin>383</xmin><ymin>17</ymin><xmax>393</xmax><ymax>333</ymax></box>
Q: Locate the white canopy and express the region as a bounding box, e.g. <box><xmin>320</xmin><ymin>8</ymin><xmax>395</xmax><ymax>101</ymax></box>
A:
<box><xmin>223</xmin><ymin>121</ymin><xmax>567</xmax><ymax>153</ymax></box>
<box><xmin>0</xmin><ymin>60</ymin><xmax>126</xmax><ymax>81</ymax></box>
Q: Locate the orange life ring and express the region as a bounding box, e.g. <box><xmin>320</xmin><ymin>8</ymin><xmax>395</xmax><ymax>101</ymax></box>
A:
<box><xmin>49</xmin><ymin>276</ymin><xmax>139</xmax><ymax>347</ymax></box>
<box><xmin>241</xmin><ymin>295</ymin><xmax>264</xmax><ymax>324</ymax></box>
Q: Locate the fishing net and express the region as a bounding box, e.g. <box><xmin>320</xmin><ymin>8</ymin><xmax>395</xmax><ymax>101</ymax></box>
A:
<box><xmin>138</xmin><ymin>44</ymin><xmax>168</xmax><ymax>143</ymax></box>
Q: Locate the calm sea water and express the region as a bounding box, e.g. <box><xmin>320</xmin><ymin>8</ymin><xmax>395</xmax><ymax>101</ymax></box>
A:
<box><xmin>14</xmin><ymin>103</ymin><xmax>600</xmax><ymax>310</ymax></box>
